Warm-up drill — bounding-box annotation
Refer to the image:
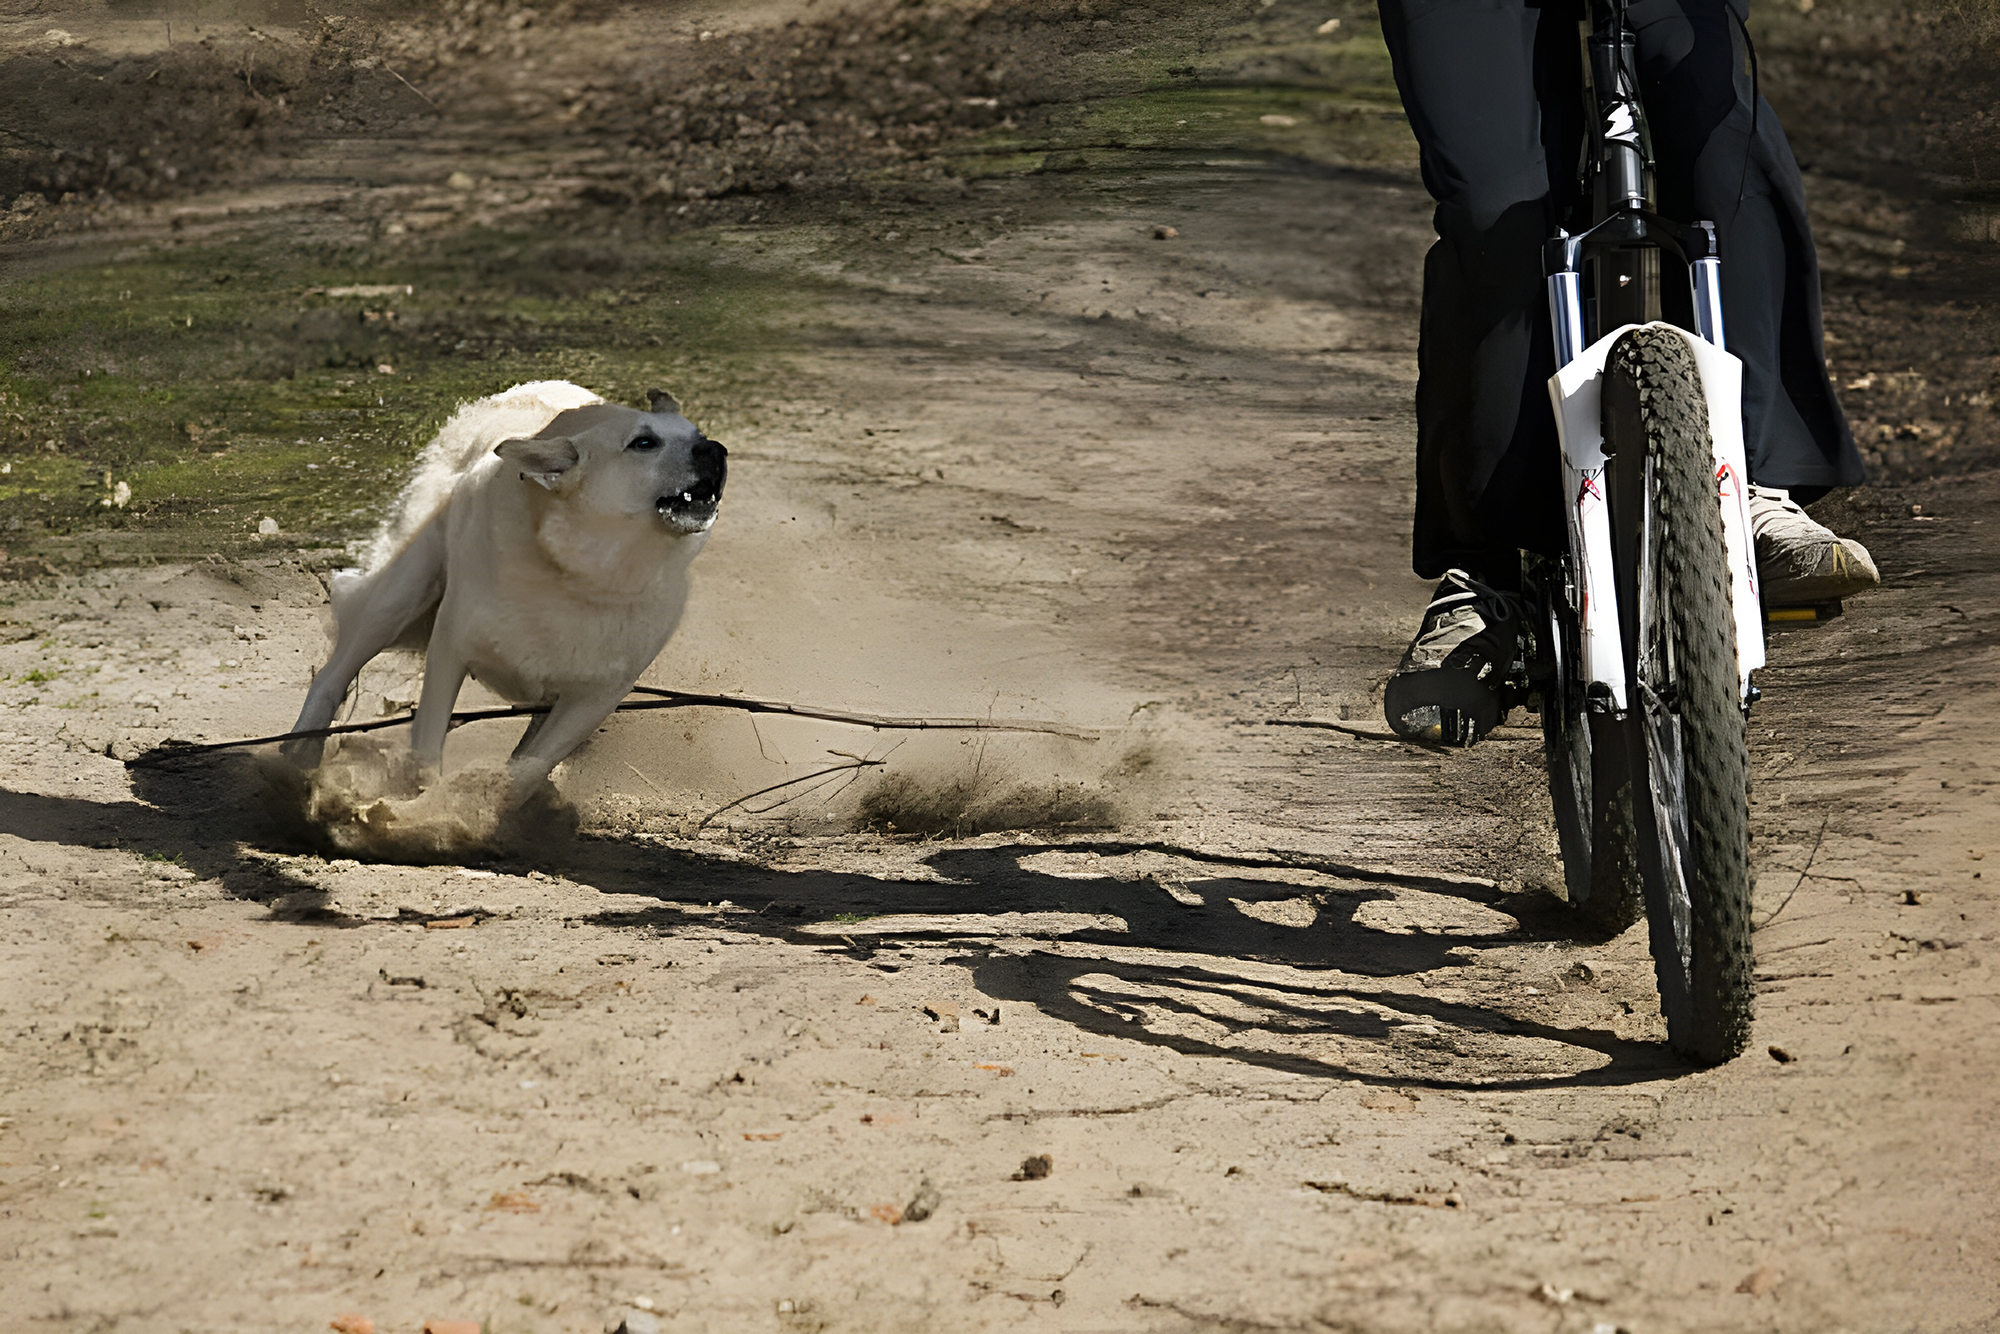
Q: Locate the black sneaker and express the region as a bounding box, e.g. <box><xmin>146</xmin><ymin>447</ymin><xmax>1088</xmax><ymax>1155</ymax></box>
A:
<box><xmin>1383</xmin><ymin>569</ymin><xmax>1527</xmax><ymax>747</ymax></box>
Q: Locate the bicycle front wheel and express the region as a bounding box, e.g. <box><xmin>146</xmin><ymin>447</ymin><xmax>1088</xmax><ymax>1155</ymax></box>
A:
<box><xmin>1603</xmin><ymin>327</ymin><xmax>1755</xmax><ymax>1065</ymax></box>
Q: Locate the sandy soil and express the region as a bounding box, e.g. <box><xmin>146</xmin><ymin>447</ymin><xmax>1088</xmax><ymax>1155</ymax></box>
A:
<box><xmin>2</xmin><ymin>3</ymin><xmax>1998</xmax><ymax>1333</ymax></box>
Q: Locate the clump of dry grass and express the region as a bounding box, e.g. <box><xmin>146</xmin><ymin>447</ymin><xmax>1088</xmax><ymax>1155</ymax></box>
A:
<box><xmin>857</xmin><ymin>769</ymin><xmax>1119</xmax><ymax>838</ymax></box>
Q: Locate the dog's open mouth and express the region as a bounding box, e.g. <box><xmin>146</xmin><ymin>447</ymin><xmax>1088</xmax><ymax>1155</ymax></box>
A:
<box><xmin>658</xmin><ymin>484</ymin><xmax>720</xmax><ymax>533</ymax></box>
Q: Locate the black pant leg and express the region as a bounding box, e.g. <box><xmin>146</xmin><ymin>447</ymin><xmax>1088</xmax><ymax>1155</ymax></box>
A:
<box><xmin>1380</xmin><ymin>0</ymin><xmax>1571</xmax><ymax>580</ymax></box>
<box><xmin>1633</xmin><ymin>0</ymin><xmax>1865</xmax><ymax>493</ymax></box>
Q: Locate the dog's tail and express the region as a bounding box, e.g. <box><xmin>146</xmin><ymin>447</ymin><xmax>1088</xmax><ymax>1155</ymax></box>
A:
<box><xmin>362</xmin><ymin>380</ymin><xmax>604</xmax><ymax>572</ymax></box>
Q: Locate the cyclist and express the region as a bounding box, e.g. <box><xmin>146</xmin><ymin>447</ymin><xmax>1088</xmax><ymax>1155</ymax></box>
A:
<box><xmin>1377</xmin><ymin>0</ymin><xmax>1878</xmax><ymax>746</ymax></box>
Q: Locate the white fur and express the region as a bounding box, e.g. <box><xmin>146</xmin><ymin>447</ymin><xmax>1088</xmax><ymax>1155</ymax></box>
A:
<box><xmin>292</xmin><ymin>380</ymin><xmax>725</xmax><ymax>801</ymax></box>
<box><xmin>359</xmin><ymin>378</ymin><xmax>603</xmax><ymax>573</ymax></box>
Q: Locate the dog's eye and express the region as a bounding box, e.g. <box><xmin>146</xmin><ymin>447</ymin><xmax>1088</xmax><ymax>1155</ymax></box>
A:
<box><xmin>628</xmin><ymin>434</ymin><xmax>662</xmax><ymax>452</ymax></box>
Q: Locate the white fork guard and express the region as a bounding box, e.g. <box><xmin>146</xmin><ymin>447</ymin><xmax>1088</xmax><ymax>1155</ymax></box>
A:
<box><xmin>1547</xmin><ymin>322</ymin><xmax>1766</xmax><ymax>712</ymax></box>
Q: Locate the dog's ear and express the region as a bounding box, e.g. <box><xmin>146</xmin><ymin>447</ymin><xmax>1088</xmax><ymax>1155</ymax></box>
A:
<box><xmin>495</xmin><ymin>436</ymin><xmax>582</xmax><ymax>492</ymax></box>
<box><xmin>645</xmin><ymin>388</ymin><xmax>680</xmax><ymax>415</ymax></box>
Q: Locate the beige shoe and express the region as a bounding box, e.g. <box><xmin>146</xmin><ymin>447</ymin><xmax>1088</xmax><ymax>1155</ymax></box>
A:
<box><xmin>1748</xmin><ymin>485</ymin><xmax>1880</xmax><ymax>605</ymax></box>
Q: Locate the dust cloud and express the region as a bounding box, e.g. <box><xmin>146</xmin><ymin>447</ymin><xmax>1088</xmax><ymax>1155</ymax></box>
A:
<box><xmin>258</xmin><ymin>735</ymin><xmax>577</xmax><ymax>863</ymax></box>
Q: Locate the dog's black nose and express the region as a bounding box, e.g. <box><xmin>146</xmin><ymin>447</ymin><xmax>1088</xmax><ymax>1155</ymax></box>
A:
<box><xmin>692</xmin><ymin>438</ymin><xmax>727</xmax><ymax>482</ymax></box>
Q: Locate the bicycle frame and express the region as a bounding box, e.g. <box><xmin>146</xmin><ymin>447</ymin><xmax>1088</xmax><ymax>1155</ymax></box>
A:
<box><xmin>1541</xmin><ymin>0</ymin><xmax>1765</xmax><ymax>713</ymax></box>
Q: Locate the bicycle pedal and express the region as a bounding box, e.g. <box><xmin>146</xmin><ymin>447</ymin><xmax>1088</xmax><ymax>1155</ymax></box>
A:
<box><xmin>1764</xmin><ymin>600</ymin><xmax>1843</xmax><ymax>625</ymax></box>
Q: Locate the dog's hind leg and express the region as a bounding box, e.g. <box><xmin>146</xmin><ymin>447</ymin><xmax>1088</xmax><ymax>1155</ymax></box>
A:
<box><xmin>501</xmin><ymin>682</ymin><xmax>631</xmax><ymax>803</ymax></box>
<box><xmin>288</xmin><ymin>519</ymin><xmax>447</xmax><ymax>766</ymax></box>
<box><xmin>509</xmin><ymin>710</ymin><xmax>551</xmax><ymax>759</ymax></box>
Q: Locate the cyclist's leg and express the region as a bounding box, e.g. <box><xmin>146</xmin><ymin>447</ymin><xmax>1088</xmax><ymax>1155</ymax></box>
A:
<box><xmin>1635</xmin><ymin>0</ymin><xmax>1877</xmax><ymax>602</ymax></box>
<box><xmin>1380</xmin><ymin>0</ymin><xmax>1570</xmax><ymax>581</ymax></box>
<box><xmin>1378</xmin><ymin>0</ymin><xmax>1570</xmax><ymax>742</ymax></box>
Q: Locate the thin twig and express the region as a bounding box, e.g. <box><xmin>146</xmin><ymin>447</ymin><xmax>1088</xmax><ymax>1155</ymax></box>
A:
<box><xmin>1265</xmin><ymin>718</ymin><xmax>1536</xmax><ymax>744</ymax></box>
<box><xmin>627</xmin><ymin>687</ymin><xmax>1097</xmax><ymax>741</ymax></box>
<box><xmin>125</xmin><ymin>688</ymin><xmax>1096</xmax><ymax>768</ymax></box>
<box><xmin>695</xmin><ymin>757</ymin><xmax>885</xmax><ymax>834</ymax></box>
<box><xmin>1757</xmin><ymin>814</ymin><xmax>1829</xmax><ymax>931</ymax></box>
<box><xmin>384</xmin><ymin>63</ymin><xmax>437</xmax><ymax>108</ymax></box>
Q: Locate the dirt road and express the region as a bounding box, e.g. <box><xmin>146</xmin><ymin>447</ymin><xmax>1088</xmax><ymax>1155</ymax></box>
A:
<box><xmin>2</xmin><ymin>4</ymin><xmax>1997</xmax><ymax>1332</ymax></box>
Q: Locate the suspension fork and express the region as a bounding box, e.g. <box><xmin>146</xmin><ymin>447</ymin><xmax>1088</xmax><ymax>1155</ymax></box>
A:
<box><xmin>1543</xmin><ymin>214</ymin><xmax>1724</xmax><ymax>722</ymax></box>
<box><xmin>1546</xmin><ymin>218</ymin><xmax>1724</xmax><ymax>371</ymax></box>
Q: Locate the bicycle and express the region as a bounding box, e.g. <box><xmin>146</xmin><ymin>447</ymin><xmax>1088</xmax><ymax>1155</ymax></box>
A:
<box><xmin>1522</xmin><ymin>0</ymin><xmax>1765</xmax><ymax>1064</ymax></box>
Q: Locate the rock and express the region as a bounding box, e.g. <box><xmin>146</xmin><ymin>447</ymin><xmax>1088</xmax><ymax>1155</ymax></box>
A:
<box><xmin>257</xmin><ymin>517</ymin><xmax>280</xmax><ymax>536</ymax></box>
<box><xmin>1736</xmin><ymin>1264</ymin><xmax>1782</xmax><ymax>1297</ymax></box>
<box><xmin>1568</xmin><ymin>961</ymin><xmax>1598</xmax><ymax>983</ymax></box>
<box><xmin>448</xmin><ymin>171</ymin><xmax>476</xmax><ymax>191</ymax></box>
<box><xmin>423</xmin><ymin>1323</ymin><xmax>481</xmax><ymax>1334</ymax></box>
<box><xmin>681</xmin><ymin>1159</ymin><xmax>722</xmax><ymax>1175</ymax></box>
<box><xmin>904</xmin><ymin>1176</ymin><xmax>942</xmax><ymax>1222</ymax></box>
<box><xmin>1013</xmin><ymin>1153</ymin><xmax>1053</xmax><ymax>1181</ymax></box>
<box><xmin>1317</xmin><ymin>17</ymin><xmax>1343</xmax><ymax>33</ymax></box>
<box><xmin>609</xmin><ymin>1312</ymin><xmax>662</xmax><ymax>1334</ymax></box>
<box><xmin>329</xmin><ymin>1317</ymin><xmax>375</xmax><ymax>1334</ymax></box>
<box><xmin>1767</xmin><ymin>1045</ymin><xmax>1795</xmax><ymax>1063</ymax></box>
<box><xmin>1153</xmin><ymin>226</ymin><xmax>1179</xmax><ymax>240</ymax></box>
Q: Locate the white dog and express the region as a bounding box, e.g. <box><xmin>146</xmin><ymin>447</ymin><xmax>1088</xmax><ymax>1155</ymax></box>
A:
<box><xmin>290</xmin><ymin>380</ymin><xmax>726</xmax><ymax>802</ymax></box>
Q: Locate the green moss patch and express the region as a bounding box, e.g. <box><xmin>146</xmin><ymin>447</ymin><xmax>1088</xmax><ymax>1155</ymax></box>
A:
<box><xmin>0</xmin><ymin>228</ymin><xmax>807</xmax><ymax>567</ymax></box>
<box><xmin>945</xmin><ymin>30</ymin><xmax>1414</xmax><ymax>179</ymax></box>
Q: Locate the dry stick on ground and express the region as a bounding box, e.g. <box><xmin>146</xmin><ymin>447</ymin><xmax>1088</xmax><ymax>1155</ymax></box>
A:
<box><xmin>383</xmin><ymin>63</ymin><xmax>437</xmax><ymax>108</ymax></box>
<box><xmin>1757</xmin><ymin>814</ymin><xmax>1831</xmax><ymax>931</ymax></box>
<box><xmin>1264</xmin><ymin>718</ymin><xmax>1537</xmax><ymax>744</ymax></box>
<box><xmin>124</xmin><ymin>688</ymin><xmax>1097</xmax><ymax>768</ymax></box>
<box><xmin>694</xmin><ymin>753</ymin><xmax>888</xmax><ymax>834</ymax></box>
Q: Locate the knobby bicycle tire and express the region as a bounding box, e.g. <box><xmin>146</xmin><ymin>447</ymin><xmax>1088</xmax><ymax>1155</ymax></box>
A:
<box><xmin>1603</xmin><ymin>328</ymin><xmax>1754</xmax><ymax>1064</ymax></box>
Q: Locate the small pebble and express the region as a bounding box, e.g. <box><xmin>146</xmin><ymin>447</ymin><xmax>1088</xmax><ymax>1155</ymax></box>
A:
<box><xmin>1014</xmin><ymin>1153</ymin><xmax>1053</xmax><ymax>1181</ymax></box>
